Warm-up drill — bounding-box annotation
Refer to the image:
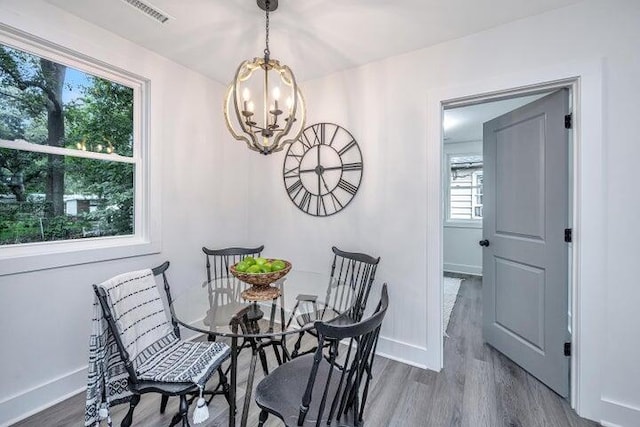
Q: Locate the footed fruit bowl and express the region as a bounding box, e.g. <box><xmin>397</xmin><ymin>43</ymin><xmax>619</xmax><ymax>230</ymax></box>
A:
<box><xmin>230</xmin><ymin>259</ymin><xmax>292</xmax><ymax>301</ymax></box>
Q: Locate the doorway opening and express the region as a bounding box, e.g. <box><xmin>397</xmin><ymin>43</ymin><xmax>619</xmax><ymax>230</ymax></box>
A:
<box><xmin>440</xmin><ymin>84</ymin><xmax>576</xmax><ymax>400</ymax></box>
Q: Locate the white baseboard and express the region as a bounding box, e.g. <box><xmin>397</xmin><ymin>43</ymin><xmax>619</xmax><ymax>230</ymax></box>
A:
<box><xmin>375</xmin><ymin>335</ymin><xmax>429</xmax><ymax>370</ymax></box>
<box><xmin>600</xmin><ymin>397</ymin><xmax>640</xmax><ymax>427</ymax></box>
<box><xmin>443</xmin><ymin>262</ymin><xmax>482</xmax><ymax>276</ymax></box>
<box><xmin>0</xmin><ymin>366</ymin><xmax>87</xmax><ymax>427</ymax></box>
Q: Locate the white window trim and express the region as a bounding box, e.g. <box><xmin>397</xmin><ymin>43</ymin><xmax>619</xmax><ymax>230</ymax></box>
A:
<box><xmin>0</xmin><ymin>24</ymin><xmax>160</xmax><ymax>276</ymax></box>
<box><xmin>443</xmin><ymin>151</ymin><xmax>483</xmax><ymax>227</ymax></box>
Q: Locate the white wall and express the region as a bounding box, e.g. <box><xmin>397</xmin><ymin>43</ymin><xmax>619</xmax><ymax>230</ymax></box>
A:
<box><xmin>246</xmin><ymin>1</ymin><xmax>640</xmax><ymax>425</ymax></box>
<box><xmin>0</xmin><ymin>1</ymin><xmax>253</xmax><ymax>425</ymax></box>
<box><xmin>1</xmin><ymin>0</ymin><xmax>640</xmax><ymax>425</ymax></box>
<box><xmin>443</xmin><ymin>225</ymin><xmax>482</xmax><ymax>275</ymax></box>
<box><xmin>443</xmin><ymin>140</ymin><xmax>483</xmax><ymax>276</ymax></box>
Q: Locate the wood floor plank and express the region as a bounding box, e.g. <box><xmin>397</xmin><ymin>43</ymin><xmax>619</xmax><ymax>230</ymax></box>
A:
<box><xmin>13</xmin><ymin>275</ymin><xmax>599</xmax><ymax>427</ymax></box>
<box><xmin>360</xmin><ymin>360</ymin><xmax>413</xmax><ymax>427</ymax></box>
<box><xmin>461</xmin><ymin>359</ymin><xmax>498</xmax><ymax>427</ymax></box>
<box><xmin>387</xmin><ymin>380</ymin><xmax>434</xmax><ymax>427</ymax></box>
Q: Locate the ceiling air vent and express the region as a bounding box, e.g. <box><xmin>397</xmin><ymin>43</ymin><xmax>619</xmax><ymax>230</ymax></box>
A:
<box><xmin>121</xmin><ymin>0</ymin><xmax>172</xmax><ymax>24</ymax></box>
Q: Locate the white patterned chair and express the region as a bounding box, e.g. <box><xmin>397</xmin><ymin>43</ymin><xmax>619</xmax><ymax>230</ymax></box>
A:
<box><xmin>86</xmin><ymin>262</ymin><xmax>231</xmax><ymax>427</ymax></box>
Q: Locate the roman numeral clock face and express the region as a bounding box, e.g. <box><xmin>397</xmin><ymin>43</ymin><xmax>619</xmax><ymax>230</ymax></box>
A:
<box><xmin>283</xmin><ymin>123</ymin><xmax>363</xmax><ymax>217</ymax></box>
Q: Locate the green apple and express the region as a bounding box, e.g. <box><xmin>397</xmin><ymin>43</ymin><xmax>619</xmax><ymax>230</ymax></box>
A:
<box><xmin>247</xmin><ymin>265</ymin><xmax>261</xmax><ymax>274</ymax></box>
<box><xmin>244</xmin><ymin>256</ymin><xmax>256</xmax><ymax>266</ymax></box>
<box><xmin>235</xmin><ymin>261</ymin><xmax>249</xmax><ymax>272</ymax></box>
<box><xmin>255</xmin><ymin>257</ymin><xmax>267</xmax><ymax>266</ymax></box>
<box><xmin>271</xmin><ymin>260</ymin><xmax>286</xmax><ymax>271</ymax></box>
<box><xmin>263</xmin><ymin>262</ymin><xmax>272</xmax><ymax>271</ymax></box>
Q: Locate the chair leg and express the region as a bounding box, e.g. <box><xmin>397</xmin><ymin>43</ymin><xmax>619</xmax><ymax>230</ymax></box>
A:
<box><xmin>240</xmin><ymin>348</ymin><xmax>259</xmax><ymax>427</ymax></box>
<box><xmin>180</xmin><ymin>395</ymin><xmax>190</xmax><ymax>427</ymax></box>
<box><xmin>258</xmin><ymin>347</ymin><xmax>270</xmax><ymax>376</ymax></box>
<box><xmin>218</xmin><ymin>366</ymin><xmax>232</xmax><ymax>406</ymax></box>
<box><xmin>169</xmin><ymin>412</ymin><xmax>183</xmax><ymax>427</ymax></box>
<box><xmin>121</xmin><ymin>394</ymin><xmax>140</xmax><ymax>427</ymax></box>
<box><xmin>168</xmin><ymin>395</ymin><xmax>189</xmax><ymax>427</ymax></box>
<box><xmin>291</xmin><ymin>330</ymin><xmax>305</xmax><ymax>358</ymax></box>
<box><xmin>258</xmin><ymin>409</ymin><xmax>269</xmax><ymax>427</ymax></box>
<box><xmin>271</xmin><ymin>341</ymin><xmax>283</xmax><ymax>365</ymax></box>
<box><xmin>160</xmin><ymin>395</ymin><xmax>169</xmax><ymax>414</ymax></box>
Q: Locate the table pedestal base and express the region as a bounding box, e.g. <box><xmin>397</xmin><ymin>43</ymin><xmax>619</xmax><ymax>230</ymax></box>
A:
<box><xmin>241</xmin><ymin>285</ymin><xmax>281</xmax><ymax>301</ymax></box>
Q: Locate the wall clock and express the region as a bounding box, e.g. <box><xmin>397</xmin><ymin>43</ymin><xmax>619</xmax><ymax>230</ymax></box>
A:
<box><xmin>282</xmin><ymin>123</ymin><xmax>363</xmax><ymax>217</ymax></box>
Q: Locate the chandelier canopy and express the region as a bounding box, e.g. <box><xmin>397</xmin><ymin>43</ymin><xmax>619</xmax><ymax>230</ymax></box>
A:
<box><xmin>224</xmin><ymin>0</ymin><xmax>306</xmax><ymax>155</ymax></box>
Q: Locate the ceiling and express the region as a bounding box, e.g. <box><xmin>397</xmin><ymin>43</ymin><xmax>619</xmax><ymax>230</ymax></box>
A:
<box><xmin>46</xmin><ymin>0</ymin><xmax>583</xmax><ymax>84</ymax></box>
<box><xmin>443</xmin><ymin>93</ymin><xmax>549</xmax><ymax>143</ymax></box>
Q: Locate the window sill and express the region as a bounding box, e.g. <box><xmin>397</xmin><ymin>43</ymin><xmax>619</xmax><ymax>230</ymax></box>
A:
<box><xmin>0</xmin><ymin>236</ymin><xmax>161</xmax><ymax>277</ymax></box>
<box><xmin>444</xmin><ymin>220</ymin><xmax>482</xmax><ymax>229</ymax></box>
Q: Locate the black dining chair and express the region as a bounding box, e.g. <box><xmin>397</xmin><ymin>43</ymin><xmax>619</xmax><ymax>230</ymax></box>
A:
<box><xmin>201</xmin><ymin>245</ymin><xmax>286</xmax><ymax>424</ymax></box>
<box><xmin>202</xmin><ymin>245</ymin><xmax>265</xmax><ymax>283</ymax></box>
<box><xmin>203</xmin><ymin>244</ymin><xmax>288</xmax><ymax>361</ymax></box>
<box><xmin>289</xmin><ymin>246</ymin><xmax>380</xmax><ymax>358</ymax></box>
<box><xmin>255</xmin><ymin>284</ymin><xmax>389</xmax><ymax>427</ymax></box>
<box><xmin>200</xmin><ymin>245</ymin><xmax>265</xmax><ymax>334</ymax></box>
<box><xmin>92</xmin><ymin>263</ymin><xmax>231</xmax><ymax>427</ymax></box>
<box><xmin>200</xmin><ymin>245</ymin><xmax>275</xmax><ymax>350</ymax></box>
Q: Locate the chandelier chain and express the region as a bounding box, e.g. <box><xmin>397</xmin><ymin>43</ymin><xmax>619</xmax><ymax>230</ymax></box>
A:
<box><xmin>264</xmin><ymin>0</ymin><xmax>270</xmax><ymax>60</ymax></box>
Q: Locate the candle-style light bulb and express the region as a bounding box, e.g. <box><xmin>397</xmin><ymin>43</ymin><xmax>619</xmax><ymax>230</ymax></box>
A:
<box><xmin>242</xmin><ymin>88</ymin><xmax>251</xmax><ymax>113</ymax></box>
<box><xmin>272</xmin><ymin>87</ymin><xmax>281</xmax><ymax>111</ymax></box>
<box><xmin>269</xmin><ymin>104</ymin><xmax>276</xmax><ymax>125</ymax></box>
<box><xmin>247</xmin><ymin>101</ymin><xmax>254</xmax><ymax>113</ymax></box>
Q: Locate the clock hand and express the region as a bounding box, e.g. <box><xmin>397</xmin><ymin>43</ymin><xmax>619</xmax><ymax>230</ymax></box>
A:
<box><xmin>300</xmin><ymin>164</ymin><xmax>345</xmax><ymax>174</ymax></box>
<box><xmin>318</xmin><ymin>165</ymin><xmax>343</xmax><ymax>172</ymax></box>
<box><xmin>320</xmin><ymin>174</ymin><xmax>331</xmax><ymax>193</ymax></box>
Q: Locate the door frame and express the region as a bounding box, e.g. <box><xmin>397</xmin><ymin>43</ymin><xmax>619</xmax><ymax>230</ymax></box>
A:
<box><xmin>426</xmin><ymin>60</ymin><xmax>605</xmax><ymax>415</ymax></box>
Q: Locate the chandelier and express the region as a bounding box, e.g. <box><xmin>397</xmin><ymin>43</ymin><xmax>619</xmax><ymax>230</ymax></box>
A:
<box><xmin>224</xmin><ymin>0</ymin><xmax>306</xmax><ymax>155</ymax></box>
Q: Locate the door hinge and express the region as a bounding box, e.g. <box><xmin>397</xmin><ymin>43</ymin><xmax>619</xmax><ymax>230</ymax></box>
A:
<box><xmin>564</xmin><ymin>342</ymin><xmax>571</xmax><ymax>357</ymax></box>
<box><xmin>564</xmin><ymin>113</ymin><xmax>573</xmax><ymax>129</ymax></box>
<box><xmin>564</xmin><ymin>228</ymin><xmax>572</xmax><ymax>243</ymax></box>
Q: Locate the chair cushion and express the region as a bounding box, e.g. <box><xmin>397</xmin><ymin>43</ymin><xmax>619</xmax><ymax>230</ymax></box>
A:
<box><xmin>255</xmin><ymin>354</ymin><xmax>358</xmax><ymax>426</ymax></box>
<box><xmin>98</xmin><ymin>269</ymin><xmax>174</xmax><ymax>365</ymax></box>
<box><xmin>135</xmin><ymin>339</ymin><xmax>231</xmax><ymax>387</ymax></box>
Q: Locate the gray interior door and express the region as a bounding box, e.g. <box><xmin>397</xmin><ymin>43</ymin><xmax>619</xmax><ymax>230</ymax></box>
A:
<box><xmin>482</xmin><ymin>89</ymin><xmax>570</xmax><ymax>397</ymax></box>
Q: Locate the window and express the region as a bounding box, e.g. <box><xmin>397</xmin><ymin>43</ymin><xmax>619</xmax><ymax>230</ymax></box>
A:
<box><xmin>448</xmin><ymin>155</ymin><xmax>483</xmax><ymax>221</ymax></box>
<box><xmin>0</xmin><ymin>28</ymin><xmax>155</xmax><ymax>274</ymax></box>
<box><xmin>0</xmin><ymin>42</ymin><xmax>137</xmax><ymax>245</ymax></box>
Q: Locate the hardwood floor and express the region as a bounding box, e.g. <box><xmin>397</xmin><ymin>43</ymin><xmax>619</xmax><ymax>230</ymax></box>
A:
<box><xmin>14</xmin><ymin>277</ymin><xmax>599</xmax><ymax>426</ymax></box>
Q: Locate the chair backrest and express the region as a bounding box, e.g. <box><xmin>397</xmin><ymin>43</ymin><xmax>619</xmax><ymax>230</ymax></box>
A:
<box><xmin>299</xmin><ymin>284</ymin><xmax>389</xmax><ymax>426</ymax></box>
<box><xmin>328</xmin><ymin>246</ymin><xmax>380</xmax><ymax>321</ymax></box>
<box><xmin>152</xmin><ymin>261</ymin><xmax>181</xmax><ymax>338</ymax></box>
<box><xmin>93</xmin><ymin>263</ymin><xmax>175</xmax><ymax>383</ymax></box>
<box><xmin>202</xmin><ymin>245</ymin><xmax>264</xmax><ymax>282</ymax></box>
<box><xmin>228</xmin><ymin>305</ymin><xmax>263</xmax><ymax>336</ymax></box>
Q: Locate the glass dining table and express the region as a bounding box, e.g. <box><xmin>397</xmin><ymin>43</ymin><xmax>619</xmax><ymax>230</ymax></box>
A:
<box><xmin>170</xmin><ymin>270</ymin><xmax>352</xmax><ymax>427</ymax></box>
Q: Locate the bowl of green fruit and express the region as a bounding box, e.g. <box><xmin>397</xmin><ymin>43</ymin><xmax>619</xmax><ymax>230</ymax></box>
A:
<box><xmin>230</xmin><ymin>257</ymin><xmax>292</xmax><ymax>300</ymax></box>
